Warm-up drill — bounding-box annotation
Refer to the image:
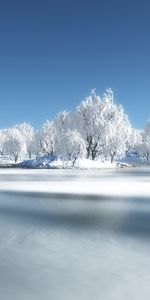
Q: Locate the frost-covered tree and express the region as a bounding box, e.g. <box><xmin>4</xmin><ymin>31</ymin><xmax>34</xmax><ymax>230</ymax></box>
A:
<box><xmin>125</xmin><ymin>128</ymin><xmax>142</xmax><ymax>155</ymax></box>
<box><xmin>75</xmin><ymin>89</ymin><xmax>104</xmax><ymax>160</ymax></box>
<box><xmin>54</xmin><ymin>111</ymin><xmax>72</xmax><ymax>136</ymax></box>
<box><xmin>0</xmin><ymin>129</ymin><xmax>6</xmax><ymax>155</ymax></box>
<box><xmin>0</xmin><ymin>88</ymin><xmax>143</xmax><ymax>166</ymax></box>
<box><xmin>134</xmin><ymin>121</ymin><xmax>150</xmax><ymax>161</ymax></box>
<box><xmin>98</xmin><ymin>89</ymin><xmax>132</xmax><ymax>162</ymax></box>
<box><xmin>54</xmin><ymin>111</ymin><xmax>73</xmax><ymax>157</ymax></box>
<box><xmin>144</xmin><ymin>120</ymin><xmax>150</xmax><ymax>143</ymax></box>
<box><xmin>38</xmin><ymin>120</ymin><xmax>56</xmax><ymax>155</ymax></box>
<box><xmin>15</xmin><ymin>123</ymin><xmax>34</xmax><ymax>158</ymax></box>
<box><xmin>75</xmin><ymin>88</ymin><xmax>131</xmax><ymax>162</ymax></box>
<box><xmin>135</xmin><ymin>142</ymin><xmax>150</xmax><ymax>161</ymax></box>
<box><xmin>54</xmin><ymin>111</ymin><xmax>71</xmax><ymax>130</ymax></box>
<box><xmin>102</xmin><ymin>98</ymin><xmax>131</xmax><ymax>163</ymax></box>
<box><xmin>3</xmin><ymin>128</ymin><xmax>26</xmax><ymax>162</ymax></box>
<box><xmin>29</xmin><ymin>130</ymin><xmax>42</xmax><ymax>158</ymax></box>
<box><xmin>56</xmin><ymin>129</ymin><xmax>86</xmax><ymax>166</ymax></box>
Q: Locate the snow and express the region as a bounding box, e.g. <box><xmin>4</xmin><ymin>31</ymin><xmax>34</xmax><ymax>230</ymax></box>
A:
<box><xmin>17</xmin><ymin>155</ymin><xmax>120</xmax><ymax>169</ymax></box>
<box><xmin>75</xmin><ymin>158</ymin><xmax>117</xmax><ymax>169</ymax></box>
<box><xmin>0</xmin><ymin>151</ymin><xmax>143</xmax><ymax>171</ymax></box>
<box><xmin>17</xmin><ymin>155</ymin><xmax>60</xmax><ymax>168</ymax></box>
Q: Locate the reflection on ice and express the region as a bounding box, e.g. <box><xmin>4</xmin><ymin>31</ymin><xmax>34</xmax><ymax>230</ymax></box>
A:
<box><xmin>0</xmin><ymin>168</ymin><xmax>150</xmax><ymax>299</ymax></box>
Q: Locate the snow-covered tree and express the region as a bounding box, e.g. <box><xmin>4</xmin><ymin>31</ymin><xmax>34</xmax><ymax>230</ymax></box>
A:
<box><xmin>15</xmin><ymin>123</ymin><xmax>34</xmax><ymax>158</ymax></box>
<box><xmin>125</xmin><ymin>128</ymin><xmax>142</xmax><ymax>155</ymax></box>
<box><xmin>54</xmin><ymin>111</ymin><xmax>73</xmax><ymax>158</ymax></box>
<box><xmin>56</xmin><ymin>129</ymin><xmax>86</xmax><ymax>166</ymax></box>
<box><xmin>75</xmin><ymin>89</ymin><xmax>104</xmax><ymax>160</ymax></box>
<box><xmin>29</xmin><ymin>130</ymin><xmax>42</xmax><ymax>158</ymax></box>
<box><xmin>144</xmin><ymin>120</ymin><xmax>150</xmax><ymax>143</ymax></box>
<box><xmin>134</xmin><ymin>121</ymin><xmax>150</xmax><ymax>161</ymax></box>
<box><xmin>75</xmin><ymin>88</ymin><xmax>131</xmax><ymax>162</ymax></box>
<box><xmin>3</xmin><ymin>128</ymin><xmax>26</xmax><ymax>162</ymax></box>
<box><xmin>135</xmin><ymin>142</ymin><xmax>150</xmax><ymax>161</ymax></box>
<box><xmin>100</xmin><ymin>89</ymin><xmax>132</xmax><ymax>163</ymax></box>
<box><xmin>103</xmin><ymin>104</ymin><xmax>131</xmax><ymax>163</ymax></box>
<box><xmin>0</xmin><ymin>88</ymin><xmax>145</xmax><ymax>166</ymax></box>
<box><xmin>0</xmin><ymin>129</ymin><xmax>6</xmax><ymax>155</ymax></box>
<box><xmin>38</xmin><ymin>120</ymin><xmax>56</xmax><ymax>155</ymax></box>
<box><xmin>54</xmin><ymin>111</ymin><xmax>72</xmax><ymax>136</ymax></box>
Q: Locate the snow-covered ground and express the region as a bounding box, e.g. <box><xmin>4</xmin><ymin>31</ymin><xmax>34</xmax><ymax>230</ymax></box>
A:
<box><xmin>16</xmin><ymin>156</ymin><xmax>119</xmax><ymax>169</ymax></box>
<box><xmin>0</xmin><ymin>153</ymin><xmax>146</xmax><ymax>169</ymax></box>
<box><xmin>0</xmin><ymin>168</ymin><xmax>150</xmax><ymax>299</ymax></box>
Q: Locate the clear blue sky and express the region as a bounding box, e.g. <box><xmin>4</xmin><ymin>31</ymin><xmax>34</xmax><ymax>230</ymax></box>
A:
<box><xmin>0</xmin><ymin>0</ymin><xmax>150</xmax><ymax>129</ymax></box>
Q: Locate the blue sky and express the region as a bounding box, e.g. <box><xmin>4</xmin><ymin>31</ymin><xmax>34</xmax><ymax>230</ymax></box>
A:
<box><xmin>0</xmin><ymin>0</ymin><xmax>150</xmax><ymax>129</ymax></box>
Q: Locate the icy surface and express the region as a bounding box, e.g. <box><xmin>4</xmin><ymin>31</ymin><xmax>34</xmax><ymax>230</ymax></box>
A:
<box><xmin>0</xmin><ymin>168</ymin><xmax>150</xmax><ymax>299</ymax></box>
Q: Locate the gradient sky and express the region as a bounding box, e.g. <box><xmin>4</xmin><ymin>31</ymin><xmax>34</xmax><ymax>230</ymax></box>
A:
<box><xmin>0</xmin><ymin>0</ymin><xmax>150</xmax><ymax>129</ymax></box>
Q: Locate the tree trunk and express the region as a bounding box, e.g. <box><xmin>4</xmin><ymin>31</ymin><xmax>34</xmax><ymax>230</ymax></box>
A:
<box><xmin>146</xmin><ymin>151</ymin><xmax>149</xmax><ymax>162</ymax></box>
<box><xmin>110</xmin><ymin>152</ymin><xmax>116</xmax><ymax>164</ymax></box>
<box><xmin>28</xmin><ymin>151</ymin><xmax>32</xmax><ymax>159</ymax></box>
<box><xmin>86</xmin><ymin>145</ymin><xmax>91</xmax><ymax>158</ymax></box>
<box><xmin>91</xmin><ymin>150</ymin><xmax>95</xmax><ymax>160</ymax></box>
<box><xmin>86</xmin><ymin>136</ymin><xmax>92</xmax><ymax>158</ymax></box>
<box><xmin>14</xmin><ymin>154</ymin><xmax>18</xmax><ymax>163</ymax></box>
<box><xmin>72</xmin><ymin>157</ymin><xmax>77</xmax><ymax>167</ymax></box>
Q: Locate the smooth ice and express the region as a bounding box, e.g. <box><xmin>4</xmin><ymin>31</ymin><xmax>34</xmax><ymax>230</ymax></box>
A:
<box><xmin>0</xmin><ymin>168</ymin><xmax>150</xmax><ymax>299</ymax></box>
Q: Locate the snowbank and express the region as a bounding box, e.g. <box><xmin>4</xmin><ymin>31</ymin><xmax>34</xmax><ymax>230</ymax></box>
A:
<box><xmin>17</xmin><ymin>155</ymin><xmax>62</xmax><ymax>169</ymax></box>
<box><xmin>17</xmin><ymin>156</ymin><xmax>120</xmax><ymax>169</ymax></box>
<box><xmin>0</xmin><ymin>154</ymin><xmax>133</xmax><ymax>169</ymax></box>
<box><xmin>75</xmin><ymin>159</ymin><xmax>117</xmax><ymax>169</ymax></box>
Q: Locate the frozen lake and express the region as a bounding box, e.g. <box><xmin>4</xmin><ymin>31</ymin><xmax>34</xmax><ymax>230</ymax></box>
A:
<box><xmin>0</xmin><ymin>167</ymin><xmax>150</xmax><ymax>299</ymax></box>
